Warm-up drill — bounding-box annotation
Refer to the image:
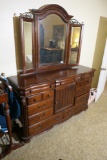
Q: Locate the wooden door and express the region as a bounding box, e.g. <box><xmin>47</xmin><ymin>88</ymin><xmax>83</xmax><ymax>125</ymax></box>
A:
<box><xmin>55</xmin><ymin>83</ymin><xmax>76</xmax><ymax>113</ymax></box>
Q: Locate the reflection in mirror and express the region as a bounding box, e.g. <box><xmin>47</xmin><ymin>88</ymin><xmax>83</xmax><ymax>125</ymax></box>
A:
<box><xmin>24</xmin><ymin>22</ymin><xmax>33</xmax><ymax>69</ymax></box>
<box><xmin>69</xmin><ymin>27</ymin><xmax>81</xmax><ymax>64</ymax></box>
<box><xmin>39</xmin><ymin>14</ymin><xmax>67</xmax><ymax>65</ymax></box>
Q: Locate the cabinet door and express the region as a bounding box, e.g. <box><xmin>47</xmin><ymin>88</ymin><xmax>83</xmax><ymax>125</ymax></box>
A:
<box><xmin>55</xmin><ymin>83</ymin><xmax>76</xmax><ymax>113</ymax></box>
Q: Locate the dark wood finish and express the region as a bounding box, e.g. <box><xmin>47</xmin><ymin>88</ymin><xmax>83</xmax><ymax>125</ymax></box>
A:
<box><xmin>27</xmin><ymin>93</ymin><xmax>42</xmax><ymax>105</ymax></box>
<box><xmin>0</xmin><ymin>93</ymin><xmax>24</xmax><ymax>159</ymax></box>
<box><xmin>52</xmin><ymin>112</ymin><xmax>64</xmax><ymax>125</ymax></box>
<box><xmin>55</xmin><ymin>82</ymin><xmax>76</xmax><ymax>113</ymax></box>
<box><xmin>28</xmin><ymin>108</ymin><xmax>53</xmax><ymax>126</ymax></box>
<box><xmin>10</xmin><ymin>5</ymin><xmax>96</xmax><ymax>141</ymax></box>
<box><xmin>15</xmin><ymin>4</ymin><xmax>84</xmax><ymax>75</ymax></box>
<box><xmin>27</xmin><ymin>98</ymin><xmax>54</xmax><ymax>116</ymax></box>
<box><xmin>75</xmin><ymin>93</ymin><xmax>89</xmax><ymax>105</ymax></box>
<box><xmin>8</xmin><ymin>65</ymin><xmax>95</xmax><ymax>141</ymax></box>
<box><xmin>29</xmin><ymin>117</ymin><xmax>53</xmax><ymax>136</ymax></box>
<box><xmin>0</xmin><ymin>93</ymin><xmax>8</xmax><ymax>103</ymax></box>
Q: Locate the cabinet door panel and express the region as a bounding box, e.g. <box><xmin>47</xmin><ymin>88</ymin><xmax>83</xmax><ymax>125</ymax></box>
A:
<box><xmin>55</xmin><ymin>83</ymin><xmax>76</xmax><ymax>113</ymax></box>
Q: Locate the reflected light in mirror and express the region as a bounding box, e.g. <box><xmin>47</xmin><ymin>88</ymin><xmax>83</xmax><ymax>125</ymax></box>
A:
<box><xmin>74</xmin><ymin>38</ymin><xmax>79</xmax><ymax>47</ymax></box>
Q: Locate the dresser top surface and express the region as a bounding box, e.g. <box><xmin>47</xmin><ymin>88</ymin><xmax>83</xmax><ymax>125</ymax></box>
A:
<box><xmin>8</xmin><ymin>65</ymin><xmax>95</xmax><ymax>89</ymax></box>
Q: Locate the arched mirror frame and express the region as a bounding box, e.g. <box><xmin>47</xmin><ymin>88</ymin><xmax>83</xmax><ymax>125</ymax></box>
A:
<box><xmin>31</xmin><ymin>4</ymin><xmax>73</xmax><ymax>71</ymax></box>
<box><xmin>18</xmin><ymin>5</ymin><xmax>84</xmax><ymax>76</ymax></box>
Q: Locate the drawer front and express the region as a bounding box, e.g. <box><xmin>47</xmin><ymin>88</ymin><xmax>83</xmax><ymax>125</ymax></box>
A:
<box><xmin>43</xmin><ymin>90</ymin><xmax>54</xmax><ymax>100</ymax></box>
<box><xmin>27</xmin><ymin>93</ymin><xmax>42</xmax><ymax>105</ymax></box>
<box><xmin>28</xmin><ymin>108</ymin><xmax>53</xmax><ymax>126</ymax></box>
<box><xmin>75</xmin><ymin>93</ymin><xmax>89</xmax><ymax>105</ymax></box>
<box><xmin>23</xmin><ymin>83</ymin><xmax>55</xmax><ymax>96</ymax></box>
<box><xmin>28</xmin><ymin>98</ymin><xmax>54</xmax><ymax>116</ymax></box>
<box><xmin>75</xmin><ymin>85</ymin><xmax>91</xmax><ymax>97</ymax></box>
<box><xmin>64</xmin><ymin>101</ymin><xmax>88</xmax><ymax>120</ymax></box>
<box><xmin>52</xmin><ymin>112</ymin><xmax>64</xmax><ymax>125</ymax></box>
<box><xmin>29</xmin><ymin>118</ymin><xmax>53</xmax><ymax>136</ymax></box>
<box><xmin>76</xmin><ymin>78</ymin><xmax>92</xmax><ymax>90</ymax></box>
<box><xmin>56</xmin><ymin>78</ymin><xmax>75</xmax><ymax>87</ymax></box>
<box><xmin>73</xmin><ymin>101</ymin><xmax>88</xmax><ymax>114</ymax></box>
<box><xmin>63</xmin><ymin>107</ymin><xmax>74</xmax><ymax>119</ymax></box>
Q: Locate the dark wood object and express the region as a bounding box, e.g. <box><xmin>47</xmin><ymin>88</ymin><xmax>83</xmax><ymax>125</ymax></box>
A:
<box><xmin>8</xmin><ymin>65</ymin><xmax>95</xmax><ymax>141</ymax></box>
<box><xmin>9</xmin><ymin>4</ymin><xmax>96</xmax><ymax>142</ymax></box>
<box><xmin>14</xmin><ymin>4</ymin><xmax>84</xmax><ymax>75</ymax></box>
<box><xmin>0</xmin><ymin>93</ymin><xmax>24</xmax><ymax>159</ymax></box>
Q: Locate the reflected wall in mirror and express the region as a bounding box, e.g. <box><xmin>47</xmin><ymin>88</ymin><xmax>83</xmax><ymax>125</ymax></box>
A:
<box><xmin>39</xmin><ymin>14</ymin><xmax>67</xmax><ymax>65</ymax></box>
<box><xmin>69</xmin><ymin>27</ymin><xmax>81</xmax><ymax>64</ymax></box>
<box><xmin>23</xmin><ymin>22</ymin><xmax>33</xmax><ymax>69</ymax></box>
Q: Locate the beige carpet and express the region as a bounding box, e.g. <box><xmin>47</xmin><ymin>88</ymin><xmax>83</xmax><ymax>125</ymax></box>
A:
<box><xmin>2</xmin><ymin>83</ymin><xmax>107</xmax><ymax>160</ymax></box>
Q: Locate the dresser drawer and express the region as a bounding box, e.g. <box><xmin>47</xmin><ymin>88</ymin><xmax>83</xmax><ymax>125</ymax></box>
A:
<box><xmin>73</xmin><ymin>101</ymin><xmax>88</xmax><ymax>114</ymax></box>
<box><xmin>52</xmin><ymin>112</ymin><xmax>64</xmax><ymax>125</ymax></box>
<box><xmin>76</xmin><ymin>78</ymin><xmax>92</xmax><ymax>90</ymax></box>
<box><xmin>27</xmin><ymin>93</ymin><xmax>42</xmax><ymax>105</ymax></box>
<box><xmin>25</xmin><ymin>83</ymin><xmax>55</xmax><ymax>96</ymax></box>
<box><xmin>43</xmin><ymin>90</ymin><xmax>54</xmax><ymax>100</ymax></box>
<box><xmin>28</xmin><ymin>108</ymin><xmax>53</xmax><ymax>126</ymax></box>
<box><xmin>28</xmin><ymin>98</ymin><xmax>54</xmax><ymax>116</ymax></box>
<box><xmin>63</xmin><ymin>107</ymin><xmax>74</xmax><ymax>119</ymax></box>
<box><xmin>75</xmin><ymin>93</ymin><xmax>89</xmax><ymax>105</ymax></box>
<box><xmin>75</xmin><ymin>85</ymin><xmax>91</xmax><ymax>97</ymax></box>
<box><xmin>29</xmin><ymin>118</ymin><xmax>53</xmax><ymax>136</ymax></box>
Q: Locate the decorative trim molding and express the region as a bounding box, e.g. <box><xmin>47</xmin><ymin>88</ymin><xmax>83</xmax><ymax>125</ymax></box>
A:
<box><xmin>70</xmin><ymin>19</ymin><xmax>84</xmax><ymax>24</ymax></box>
<box><xmin>20</xmin><ymin>12</ymin><xmax>33</xmax><ymax>18</ymax></box>
<box><xmin>13</xmin><ymin>12</ymin><xmax>33</xmax><ymax>19</ymax></box>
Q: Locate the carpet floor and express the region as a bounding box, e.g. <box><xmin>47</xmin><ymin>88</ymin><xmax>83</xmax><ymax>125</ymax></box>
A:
<box><xmin>2</xmin><ymin>83</ymin><xmax>107</xmax><ymax>160</ymax></box>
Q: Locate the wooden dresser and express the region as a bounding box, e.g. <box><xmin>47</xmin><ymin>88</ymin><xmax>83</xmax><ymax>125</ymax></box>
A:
<box><xmin>8</xmin><ymin>65</ymin><xmax>95</xmax><ymax>141</ymax></box>
<box><xmin>9</xmin><ymin>4</ymin><xmax>96</xmax><ymax>141</ymax></box>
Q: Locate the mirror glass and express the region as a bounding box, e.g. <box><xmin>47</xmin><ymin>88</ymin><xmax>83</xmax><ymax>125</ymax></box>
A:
<box><xmin>24</xmin><ymin>22</ymin><xmax>33</xmax><ymax>69</ymax></box>
<box><xmin>39</xmin><ymin>14</ymin><xmax>67</xmax><ymax>66</ymax></box>
<box><xmin>69</xmin><ymin>27</ymin><xmax>81</xmax><ymax>64</ymax></box>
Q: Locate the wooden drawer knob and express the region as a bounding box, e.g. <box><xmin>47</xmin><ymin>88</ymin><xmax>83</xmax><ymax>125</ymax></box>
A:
<box><xmin>47</xmin><ymin>94</ymin><xmax>50</xmax><ymax>97</ymax></box>
<box><xmin>33</xmin><ymin>99</ymin><xmax>36</xmax><ymax>102</ymax></box>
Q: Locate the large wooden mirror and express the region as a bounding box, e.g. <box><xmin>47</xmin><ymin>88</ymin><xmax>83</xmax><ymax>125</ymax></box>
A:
<box><xmin>14</xmin><ymin>5</ymin><xmax>83</xmax><ymax>75</ymax></box>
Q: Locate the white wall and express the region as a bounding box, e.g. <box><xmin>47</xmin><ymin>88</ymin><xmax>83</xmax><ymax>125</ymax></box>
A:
<box><xmin>0</xmin><ymin>0</ymin><xmax>107</xmax><ymax>76</ymax></box>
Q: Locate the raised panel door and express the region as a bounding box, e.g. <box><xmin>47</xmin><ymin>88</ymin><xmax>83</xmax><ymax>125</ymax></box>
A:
<box><xmin>55</xmin><ymin>83</ymin><xmax>76</xmax><ymax>113</ymax></box>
